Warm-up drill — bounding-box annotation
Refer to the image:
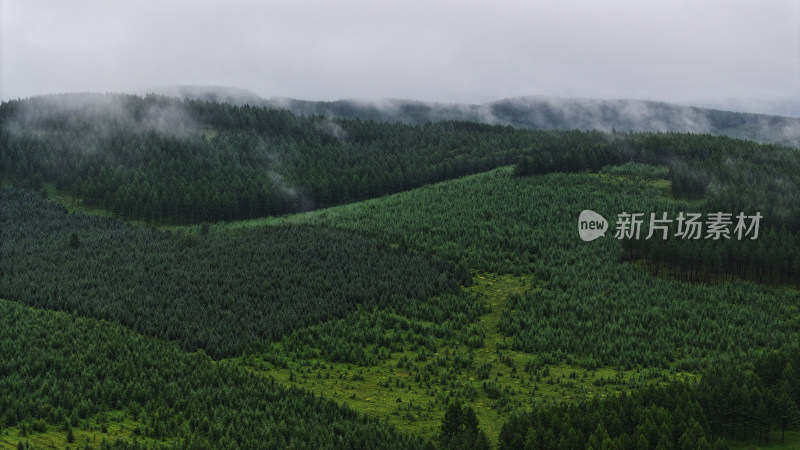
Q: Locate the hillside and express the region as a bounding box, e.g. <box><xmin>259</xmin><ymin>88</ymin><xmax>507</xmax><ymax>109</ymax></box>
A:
<box><xmin>232</xmin><ymin>167</ymin><xmax>800</xmax><ymax>367</ymax></box>
<box><xmin>218</xmin><ymin>166</ymin><xmax>800</xmax><ymax>446</ymax></box>
<box><xmin>2</xmin><ymin>93</ymin><xmax>800</xmax><ymax>448</ymax></box>
<box><xmin>3</xmin><ymin>93</ymin><xmax>799</xmax><ymax>228</ymax></box>
<box><xmin>0</xmin><ymin>186</ymin><xmax>466</xmax><ymax>358</ymax></box>
<box><xmin>0</xmin><ymin>298</ymin><xmax>432</xmax><ymax>449</ymax></box>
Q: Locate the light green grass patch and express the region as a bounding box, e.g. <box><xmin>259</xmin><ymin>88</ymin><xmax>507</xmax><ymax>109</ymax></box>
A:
<box><xmin>233</xmin><ymin>273</ymin><xmax>694</xmax><ymax>444</ymax></box>
<box><xmin>0</xmin><ymin>410</ymin><xmax>176</xmax><ymax>449</ymax></box>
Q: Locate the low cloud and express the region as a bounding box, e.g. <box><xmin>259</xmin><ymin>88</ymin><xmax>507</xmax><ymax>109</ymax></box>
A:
<box><xmin>314</xmin><ymin>117</ymin><xmax>348</xmax><ymax>142</ymax></box>
<box><xmin>3</xmin><ymin>93</ymin><xmax>198</xmax><ymax>140</ymax></box>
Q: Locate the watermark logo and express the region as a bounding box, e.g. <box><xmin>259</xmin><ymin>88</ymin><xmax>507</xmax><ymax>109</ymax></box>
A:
<box><xmin>579</xmin><ymin>211</ymin><xmax>762</xmax><ymax>241</ymax></box>
<box><xmin>578</xmin><ymin>210</ymin><xmax>608</xmax><ymax>241</ymax></box>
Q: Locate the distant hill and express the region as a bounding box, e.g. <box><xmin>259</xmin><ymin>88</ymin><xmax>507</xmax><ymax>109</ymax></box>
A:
<box><xmin>270</xmin><ymin>96</ymin><xmax>800</xmax><ymax>147</ymax></box>
<box><xmin>142</xmin><ymin>86</ymin><xmax>800</xmax><ymax>147</ymax></box>
<box><xmin>686</xmin><ymin>98</ymin><xmax>800</xmax><ymax>118</ymax></box>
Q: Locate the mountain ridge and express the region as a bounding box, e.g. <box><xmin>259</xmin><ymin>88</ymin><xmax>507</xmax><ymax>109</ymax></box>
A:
<box><xmin>141</xmin><ymin>85</ymin><xmax>800</xmax><ymax>147</ymax></box>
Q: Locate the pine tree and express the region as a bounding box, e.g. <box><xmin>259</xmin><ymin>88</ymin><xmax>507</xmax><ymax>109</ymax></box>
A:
<box><xmin>462</xmin><ymin>406</ymin><xmax>479</xmax><ymax>434</ymax></box>
<box><xmin>440</xmin><ymin>402</ymin><xmax>463</xmax><ymax>443</ymax></box>
<box><xmin>774</xmin><ymin>384</ymin><xmax>800</xmax><ymax>444</ymax></box>
<box><xmin>69</xmin><ymin>233</ymin><xmax>80</xmax><ymax>249</ymax></box>
<box><xmin>678</xmin><ymin>418</ymin><xmax>709</xmax><ymax>450</ymax></box>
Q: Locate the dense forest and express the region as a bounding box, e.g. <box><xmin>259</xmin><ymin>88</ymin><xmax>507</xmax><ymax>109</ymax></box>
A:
<box><xmin>2</xmin><ymin>94</ymin><xmax>799</xmax><ymax>228</ymax></box>
<box><xmin>0</xmin><ymin>186</ymin><xmax>467</xmax><ymax>358</ymax></box>
<box><xmin>2</xmin><ymin>92</ymin><xmax>800</xmax><ymax>448</ymax></box>
<box><xmin>0</xmin><ymin>299</ymin><xmax>433</xmax><ymax>449</ymax></box>
<box><xmin>249</xmin><ymin>167</ymin><xmax>800</xmax><ymax>447</ymax></box>
<box><xmin>512</xmin><ymin>132</ymin><xmax>800</xmax><ymax>232</ymax></box>
<box><xmin>620</xmin><ymin>225</ymin><xmax>800</xmax><ymax>286</ymax></box>
<box><xmin>0</xmin><ymin>93</ymin><xmax>531</xmax><ymax>223</ymax></box>
<box><xmin>273</xmin><ymin>289</ymin><xmax>490</xmax><ymax>367</ymax></box>
<box><xmin>260</xmin><ymin>168</ymin><xmax>800</xmax><ymax>369</ymax></box>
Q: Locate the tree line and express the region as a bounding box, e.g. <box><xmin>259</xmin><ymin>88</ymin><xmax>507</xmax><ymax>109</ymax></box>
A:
<box><xmin>621</xmin><ymin>225</ymin><xmax>800</xmax><ymax>286</ymax></box>
<box><xmin>498</xmin><ymin>348</ymin><xmax>800</xmax><ymax>449</ymax></box>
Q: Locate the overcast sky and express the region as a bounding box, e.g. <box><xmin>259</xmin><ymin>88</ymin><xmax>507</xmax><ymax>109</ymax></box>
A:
<box><xmin>1</xmin><ymin>0</ymin><xmax>798</xmax><ymax>104</ymax></box>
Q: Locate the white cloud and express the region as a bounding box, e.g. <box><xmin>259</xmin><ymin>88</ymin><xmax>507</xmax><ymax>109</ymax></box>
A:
<box><xmin>1</xmin><ymin>0</ymin><xmax>798</xmax><ymax>104</ymax></box>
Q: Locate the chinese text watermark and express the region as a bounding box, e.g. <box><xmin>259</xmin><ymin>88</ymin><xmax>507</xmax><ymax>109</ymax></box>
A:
<box><xmin>579</xmin><ymin>210</ymin><xmax>761</xmax><ymax>242</ymax></box>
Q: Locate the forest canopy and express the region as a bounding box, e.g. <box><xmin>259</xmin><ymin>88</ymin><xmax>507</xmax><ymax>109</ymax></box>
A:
<box><xmin>2</xmin><ymin>93</ymin><xmax>800</xmax><ymax>448</ymax></box>
<box><xmin>2</xmin><ymin>93</ymin><xmax>799</xmax><ymax>231</ymax></box>
<box><xmin>0</xmin><ymin>186</ymin><xmax>467</xmax><ymax>358</ymax></box>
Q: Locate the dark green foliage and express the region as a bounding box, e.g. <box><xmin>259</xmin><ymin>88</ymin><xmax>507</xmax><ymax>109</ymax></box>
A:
<box><xmin>68</xmin><ymin>232</ymin><xmax>80</xmax><ymax>249</ymax></box>
<box><xmin>4</xmin><ymin>95</ymin><xmax>799</xmax><ymax>232</ymax></box>
<box><xmin>501</xmin><ymin>279</ymin><xmax>796</xmax><ymax>368</ymax></box>
<box><xmin>599</xmin><ymin>161</ymin><xmax>670</xmax><ymax>179</ymax></box>
<box><xmin>287</xmin><ymin>169</ymin><xmax>800</xmax><ymax>368</ymax></box>
<box><xmin>670</xmin><ymin>162</ymin><xmax>711</xmax><ymax>199</ymax></box>
<box><xmin>0</xmin><ymin>187</ymin><xmax>467</xmax><ymax>358</ymax></box>
<box><xmin>439</xmin><ymin>402</ymin><xmax>489</xmax><ymax>449</ymax></box>
<box><xmin>498</xmin><ymin>349</ymin><xmax>800</xmax><ymax>449</ymax></box>
<box><xmin>511</xmin><ymin>132</ymin><xmax>800</xmax><ymax>232</ymax></box>
<box><xmin>4</xmin><ymin>93</ymin><xmax>800</xmax><ymax>447</ymax></box>
<box><xmin>0</xmin><ymin>93</ymin><xmax>544</xmax><ymax>223</ymax></box>
<box><xmin>624</xmin><ymin>225</ymin><xmax>800</xmax><ymax>286</ymax></box>
<box><xmin>440</xmin><ymin>403</ymin><xmax>463</xmax><ymax>441</ymax></box>
<box><xmin>0</xmin><ymin>299</ymin><xmax>432</xmax><ymax>448</ymax></box>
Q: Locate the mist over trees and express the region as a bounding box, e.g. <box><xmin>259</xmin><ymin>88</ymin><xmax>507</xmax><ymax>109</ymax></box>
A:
<box><xmin>2</xmin><ymin>93</ymin><xmax>799</xmax><ymax>229</ymax></box>
<box><xmin>269</xmin><ymin>95</ymin><xmax>800</xmax><ymax>147</ymax></box>
<box><xmin>149</xmin><ymin>86</ymin><xmax>800</xmax><ymax>146</ymax></box>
